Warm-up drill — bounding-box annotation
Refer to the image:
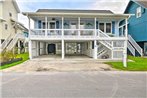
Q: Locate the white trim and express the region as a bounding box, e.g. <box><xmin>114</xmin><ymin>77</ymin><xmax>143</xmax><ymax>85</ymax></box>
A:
<box><xmin>48</xmin><ymin>21</ymin><xmax>56</xmax><ymax>29</ymax></box>
<box><xmin>99</xmin><ymin>22</ymin><xmax>112</xmax><ymax>34</ymax></box>
<box><xmin>136</xmin><ymin>7</ymin><xmax>142</xmax><ymax>18</ymax></box>
<box><xmin>62</xmin><ymin>40</ymin><xmax>64</xmax><ymax>59</ymax></box>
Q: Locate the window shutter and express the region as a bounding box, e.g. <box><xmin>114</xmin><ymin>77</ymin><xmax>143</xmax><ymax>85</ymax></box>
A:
<box><xmin>112</xmin><ymin>21</ymin><xmax>115</xmax><ymax>34</ymax></box>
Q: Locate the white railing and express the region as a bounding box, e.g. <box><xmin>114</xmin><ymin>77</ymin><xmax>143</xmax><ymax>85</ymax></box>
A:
<box><xmin>128</xmin><ymin>35</ymin><xmax>143</xmax><ymax>56</ymax></box>
<box><xmin>97</xmin><ymin>44</ymin><xmax>107</xmax><ymax>57</ymax></box>
<box><xmin>98</xmin><ymin>29</ymin><xmax>110</xmax><ymax>38</ymax></box>
<box><xmin>1</xmin><ymin>34</ymin><xmax>12</xmax><ymax>51</ymax></box>
<box><xmin>127</xmin><ymin>42</ymin><xmax>135</xmax><ymax>56</ymax></box>
<box><xmin>97</xmin><ymin>30</ymin><xmax>113</xmax><ymax>49</ymax></box>
<box><xmin>30</xmin><ymin>29</ymin><xmax>95</xmax><ymax>38</ymax></box>
<box><xmin>7</xmin><ymin>33</ymin><xmax>25</xmax><ymax>50</ymax></box>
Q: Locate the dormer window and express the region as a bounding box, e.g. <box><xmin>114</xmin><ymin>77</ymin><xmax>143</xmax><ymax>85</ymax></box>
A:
<box><xmin>136</xmin><ymin>7</ymin><xmax>141</xmax><ymax>18</ymax></box>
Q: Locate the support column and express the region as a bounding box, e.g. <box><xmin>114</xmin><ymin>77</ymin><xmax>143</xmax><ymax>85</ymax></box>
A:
<box><xmin>62</xmin><ymin>40</ymin><xmax>65</xmax><ymax>59</ymax></box>
<box><xmin>78</xmin><ymin>17</ymin><xmax>80</xmax><ymax>36</ymax></box>
<box><xmin>28</xmin><ymin>17</ymin><xmax>32</xmax><ymax>59</ymax></box>
<box><xmin>94</xmin><ymin>40</ymin><xmax>97</xmax><ymax>59</ymax></box>
<box><xmin>45</xmin><ymin>17</ymin><xmax>48</xmax><ymax>37</ymax></box>
<box><xmin>93</xmin><ymin>17</ymin><xmax>97</xmax><ymax>59</ymax></box>
<box><xmin>94</xmin><ymin>17</ymin><xmax>97</xmax><ymax>36</ymax></box>
<box><xmin>29</xmin><ymin>40</ymin><xmax>32</xmax><ymax>59</ymax></box>
<box><xmin>62</xmin><ymin>17</ymin><xmax>64</xmax><ymax>37</ymax></box>
<box><xmin>123</xmin><ymin>18</ymin><xmax>128</xmax><ymax>67</ymax></box>
<box><xmin>111</xmin><ymin>41</ymin><xmax>114</xmax><ymax>59</ymax></box>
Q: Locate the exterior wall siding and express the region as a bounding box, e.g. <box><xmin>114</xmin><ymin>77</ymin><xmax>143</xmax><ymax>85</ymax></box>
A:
<box><xmin>34</xmin><ymin>19</ymin><xmax>117</xmax><ymax>35</ymax></box>
<box><xmin>125</xmin><ymin>2</ymin><xmax>147</xmax><ymax>42</ymax></box>
<box><xmin>1</xmin><ymin>0</ymin><xmax>18</xmax><ymax>40</ymax></box>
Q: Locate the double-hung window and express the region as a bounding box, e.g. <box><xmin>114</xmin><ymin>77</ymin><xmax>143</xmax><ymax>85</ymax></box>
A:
<box><xmin>136</xmin><ymin>7</ymin><xmax>141</xmax><ymax>18</ymax></box>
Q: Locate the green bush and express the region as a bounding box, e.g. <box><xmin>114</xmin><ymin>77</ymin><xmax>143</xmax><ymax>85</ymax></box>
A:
<box><xmin>0</xmin><ymin>50</ymin><xmax>17</xmax><ymax>62</ymax></box>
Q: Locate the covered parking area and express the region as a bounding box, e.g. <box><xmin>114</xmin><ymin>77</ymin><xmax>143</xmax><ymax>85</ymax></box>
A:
<box><xmin>30</xmin><ymin>40</ymin><xmax>94</xmax><ymax>59</ymax></box>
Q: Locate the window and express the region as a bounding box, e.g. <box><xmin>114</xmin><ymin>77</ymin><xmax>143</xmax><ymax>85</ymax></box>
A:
<box><xmin>5</xmin><ymin>24</ymin><xmax>7</xmax><ymax>30</ymax></box>
<box><xmin>136</xmin><ymin>7</ymin><xmax>141</xmax><ymax>18</ymax></box>
<box><xmin>99</xmin><ymin>23</ymin><xmax>105</xmax><ymax>32</ymax></box>
<box><xmin>9</xmin><ymin>12</ymin><xmax>12</xmax><ymax>17</ymax></box>
<box><xmin>99</xmin><ymin>22</ymin><xmax>112</xmax><ymax>34</ymax></box>
<box><xmin>106</xmin><ymin>23</ymin><xmax>112</xmax><ymax>33</ymax></box>
<box><xmin>38</xmin><ymin>20</ymin><xmax>42</xmax><ymax>29</ymax></box>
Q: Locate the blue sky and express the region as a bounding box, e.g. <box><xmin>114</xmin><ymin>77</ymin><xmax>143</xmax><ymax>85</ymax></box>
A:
<box><xmin>16</xmin><ymin>0</ymin><xmax>129</xmax><ymax>28</ymax></box>
<box><xmin>17</xmin><ymin>0</ymin><xmax>129</xmax><ymax>12</ymax></box>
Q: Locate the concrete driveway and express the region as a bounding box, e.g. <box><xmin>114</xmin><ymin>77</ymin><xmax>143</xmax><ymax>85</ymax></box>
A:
<box><xmin>2</xmin><ymin>56</ymin><xmax>114</xmax><ymax>72</ymax></box>
<box><xmin>1</xmin><ymin>71</ymin><xmax>147</xmax><ymax>98</ymax></box>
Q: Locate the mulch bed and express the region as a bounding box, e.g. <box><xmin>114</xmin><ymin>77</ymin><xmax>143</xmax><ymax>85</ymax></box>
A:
<box><xmin>0</xmin><ymin>58</ymin><xmax>22</xmax><ymax>66</ymax></box>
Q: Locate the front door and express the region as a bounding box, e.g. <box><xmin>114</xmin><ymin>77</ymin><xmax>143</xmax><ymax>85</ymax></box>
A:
<box><xmin>49</xmin><ymin>22</ymin><xmax>56</xmax><ymax>35</ymax></box>
<box><xmin>47</xmin><ymin>44</ymin><xmax>56</xmax><ymax>54</ymax></box>
<box><xmin>144</xmin><ymin>42</ymin><xmax>147</xmax><ymax>56</ymax></box>
<box><xmin>71</xmin><ymin>23</ymin><xmax>77</xmax><ymax>35</ymax></box>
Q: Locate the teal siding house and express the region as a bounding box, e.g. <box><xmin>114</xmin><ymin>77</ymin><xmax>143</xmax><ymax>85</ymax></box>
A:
<box><xmin>124</xmin><ymin>0</ymin><xmax>147</xmax><ymax>56</ymax></box>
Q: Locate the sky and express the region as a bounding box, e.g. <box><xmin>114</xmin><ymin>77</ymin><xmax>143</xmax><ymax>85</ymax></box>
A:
<box><xmin>16</xmin><ymin>0</ymin><xmax>129</xmax><ymax>28</ymax></box>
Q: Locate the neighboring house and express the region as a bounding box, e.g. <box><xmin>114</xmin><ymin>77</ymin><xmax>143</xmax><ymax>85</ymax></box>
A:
<box><xmin>0</xmin><ymin>0</ymin><xmax>28</xmax><ymax>53</ymax></box>
<box><xmin>23</xmin><ymin>9</ymin><xmax>132</xmax><ymax>66</ymax></box>
<box><xmin>124</xmin><ymin>0</ymin><xmax>147</xmax><ymax>56</ymax></box>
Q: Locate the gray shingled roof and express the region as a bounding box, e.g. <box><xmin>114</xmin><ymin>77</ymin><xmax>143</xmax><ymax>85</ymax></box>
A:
<box><xmin>37</xmin><ymin>9</ymin><xmax>113</xmax><ymax>14</ymax></box>
<box><xmin>135</xmin><ymin>0</ymin><xmax>147</xmax><ymax>8</ymax></box>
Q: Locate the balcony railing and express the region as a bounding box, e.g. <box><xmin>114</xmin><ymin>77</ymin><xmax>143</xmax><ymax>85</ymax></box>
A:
<box><xmin>30</xmin><ymin>29</ymin><xmax>125</xmax><ymax>39</ymax></box>
<box><xmin>30</xmin><ymin>29</ymin><xmax>95</xmax><ymax>38</ymax></box>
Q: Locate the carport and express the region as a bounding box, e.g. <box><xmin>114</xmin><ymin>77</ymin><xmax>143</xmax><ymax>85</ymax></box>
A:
<box><xmin>30</xmin><ymin>39</ymin><xmax>94</xmax><ymax>59</ymax></box>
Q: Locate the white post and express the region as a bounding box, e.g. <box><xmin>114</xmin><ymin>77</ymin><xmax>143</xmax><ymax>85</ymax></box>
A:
<box><xmin>94</xmin><ymin>17</ymin><xmax>97</xmax><ymax>37</ymax></box>
<box><xmin>78</xmin><ymin>17</ymin><xmax>80</xmax><ymax>36</ymax></box>
<box><xmin>123</xmin><ymin>18</ymin><xmax>128</xmax><ymax>67</ymax></box>
<box><xmin>62</xmin><ymin>17</ymin><xmax>64</xmax><ymax>38</ymax></box>
<box><xmin>45</xmin><ymin>16</ymin><xmax>48</xmax><ymax>37</ymax></box>
<box><xmin>62</xmin><ymin>40</ymin><xmax>64</xmax><ymax>59</ymax></box>
<box><xmin>93</xmin><ymin>17</ymin><xmax>97</xmax><ymax>59</ymax></box>
<box><xmin>111</xmin><ymin>41</ymin><xmax>114</xmax><ymax>59</ymax></box>
<box><xmin>29</xmin><ymin>40</ymin><xmax>32</xmax><ymax>59</ymax></box>
<box><xmin>28</xmin><ymin>17</ymin><xmax>32</xmax><ymax>59</ymax></box>
<box><xmin>94</xmin><ymin>40</ymin><xmax>98</xmax><ymax>59</ymax></box>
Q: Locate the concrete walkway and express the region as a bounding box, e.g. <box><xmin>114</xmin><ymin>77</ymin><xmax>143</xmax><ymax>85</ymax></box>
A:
<box><xmin>2</xmin><ymin>55</ymin><xmax>114</xmax><ymax>72</ymax></box>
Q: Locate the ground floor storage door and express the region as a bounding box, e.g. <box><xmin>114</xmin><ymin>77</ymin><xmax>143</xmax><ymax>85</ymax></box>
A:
<box><xmin>47</xmin><ymin>44</ymin><xmax>56</xmax><ymax>54</ymax></box>
<box><xmin>65</xmin><ymin>43</ymin><xmax>82</xmax><ymax>55</ymax></box>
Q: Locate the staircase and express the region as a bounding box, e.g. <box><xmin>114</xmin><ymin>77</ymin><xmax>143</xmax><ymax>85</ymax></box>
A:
<box><xmin>98</xmin><ymin>30</ymin><xmax>112</xmax><ymax>50</ymax></box>
<box><xmin>97</xmin><ymin>44</ymin><xmax>107</xmax><ymax>58</ymax></box>
<box><xmin>0</xmin><ymin>34</ymin><xmax>12</xmax><ymax>52</ymax></box>
<box><xmin>0</xmin><ymin>33</ymin><xmax>25</xmax><ymax>52</ymax></box>
<box><xmin>128</xmin><ymin>35</ymin><xmax>143</xmax><ymax>56</ymax></box>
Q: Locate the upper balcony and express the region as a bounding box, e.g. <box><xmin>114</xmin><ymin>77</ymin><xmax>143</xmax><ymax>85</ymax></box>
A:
<box><xmin>24</xmin><ymin>10</ymin><xmax>130</xmax><ymax>40</ymax></box>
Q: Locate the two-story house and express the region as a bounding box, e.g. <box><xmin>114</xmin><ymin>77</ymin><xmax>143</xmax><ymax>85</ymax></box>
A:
<box><xmin>23</xmin><ymin>9</ymin><xmax>132</xmax><ymax>67</ymax></box>
<box><xmin>124</xmin><ymin>0</ymin><xmax>147</xmax><ymax>56</ymax></box>
<box><xmin>0</xmin><ymin>0</ymin><xmax>28</xmax><ymax>53</ymax></box>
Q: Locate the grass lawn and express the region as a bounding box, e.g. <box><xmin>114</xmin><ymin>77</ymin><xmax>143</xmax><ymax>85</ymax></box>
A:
<box><xmin>106</xmin><ymin>56</ymin><xmax>147</xmax><ymax>71</ymax></box>
<box><xmin>0</xmin><ymin>53</ymin><xmax>29</xmax><ymax>70</ymax></box>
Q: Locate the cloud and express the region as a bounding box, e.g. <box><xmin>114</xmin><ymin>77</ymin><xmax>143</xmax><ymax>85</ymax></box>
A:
<box><xmin>90</xmin><ymin>0</ymin><xmax>129</xmax><ymax>13</ymax></box>
<box><xmin>17</xmin><ymin>0</ymin><xmax>130</xmax><ymax>28</ymax></box>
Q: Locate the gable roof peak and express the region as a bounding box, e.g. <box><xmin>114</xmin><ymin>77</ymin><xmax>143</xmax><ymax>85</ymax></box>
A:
<box><xmin>132</xmin><ymin>0</ymin><xmax>147</xmax><ymax>8</ymax></box>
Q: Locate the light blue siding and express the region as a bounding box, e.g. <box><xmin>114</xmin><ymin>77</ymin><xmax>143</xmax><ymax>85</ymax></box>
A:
<box><xmin>34</xmin><ymin>19</ymin><xmax>119</xmax><ymax>35</ymax></box>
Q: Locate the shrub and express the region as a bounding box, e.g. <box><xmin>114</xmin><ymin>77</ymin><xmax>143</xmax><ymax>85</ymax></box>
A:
<box><xmin>0</xmin><ymin>50</ymin><xmax>17</xmax><ymax>62</ymax></box>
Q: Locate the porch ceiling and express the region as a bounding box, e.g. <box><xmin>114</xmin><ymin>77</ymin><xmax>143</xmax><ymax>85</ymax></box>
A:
<box><xmin>23</xmin><ymin>12</ymin><xmax>132</xmax><ymax>21</ymax></box>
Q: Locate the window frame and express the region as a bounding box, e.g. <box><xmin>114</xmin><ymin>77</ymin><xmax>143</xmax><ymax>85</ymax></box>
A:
<box><xmin>136</xmin><ymin>7</ymin><xmax>142</xmax><ymax>18</ymax></box>
<box><xmin>99</xmin><ymin>22</ymin><xmax>112</xmax><ymax>34</ymax></box>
